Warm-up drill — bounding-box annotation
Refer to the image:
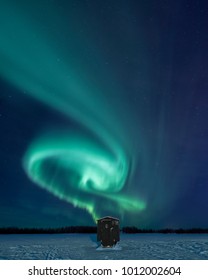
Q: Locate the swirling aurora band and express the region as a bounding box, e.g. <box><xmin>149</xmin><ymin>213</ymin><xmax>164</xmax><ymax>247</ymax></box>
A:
<box><xmin>23</xmin><ymin>134</ymin><xmax>145</xmax><ymax>221</ymax></box>
<box><xmin>0</xmin><ymin>0</ymin><xmax>146</xmax><ymax>221</ymax></box>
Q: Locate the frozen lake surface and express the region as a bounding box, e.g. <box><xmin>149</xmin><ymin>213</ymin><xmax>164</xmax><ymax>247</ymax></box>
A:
<box><xmin>0</xmin><ymin>233</ymin><xmax>208</xmax><ymax>260</ymax></box>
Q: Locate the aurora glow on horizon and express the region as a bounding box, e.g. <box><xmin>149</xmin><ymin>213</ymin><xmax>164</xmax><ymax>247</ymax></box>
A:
<box><xmin>1</xmin><ymin>0</ymin><xmax>208</xmax><ymax>229</ymax></box>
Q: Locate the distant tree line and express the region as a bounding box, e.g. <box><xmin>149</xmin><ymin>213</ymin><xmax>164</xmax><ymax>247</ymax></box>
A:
<box><xmin>1</xmin><ymin>226</ymin><xmax>208</xmax><ymax>234</ymax></box>
<box><xmin>122</xmin><ymin>227</ymin><xmax>208</xmax><ymax>234</ymax></box>
<box><xmin>0</xmin><ymin>226</ymin><xmax>97</xmax><ymax>234</ymax></box>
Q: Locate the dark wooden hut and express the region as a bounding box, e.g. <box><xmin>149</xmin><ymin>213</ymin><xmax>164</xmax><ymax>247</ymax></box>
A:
<box><xmin>97</xmin><ymin>216</ymin><xmax>120</xmax><ymax>247</ymax></box>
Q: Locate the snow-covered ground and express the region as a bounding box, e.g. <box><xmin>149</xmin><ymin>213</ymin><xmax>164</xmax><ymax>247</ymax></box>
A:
<box><xmin>0</xmin><ymin>233</ymin><xmax>208</xmax><ymax>260</ymax></box>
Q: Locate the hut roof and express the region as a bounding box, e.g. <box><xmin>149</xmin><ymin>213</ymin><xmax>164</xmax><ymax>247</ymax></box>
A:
<box><xmin>97</xmin><ymin>216</ymin><xmax>119</xmax><ymax>221</ymax></box>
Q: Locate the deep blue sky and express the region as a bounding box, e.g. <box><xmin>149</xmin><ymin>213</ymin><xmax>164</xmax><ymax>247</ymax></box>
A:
<box><xmin>0</xmin><ymin>0</ymin><xmax>208</xmax><ymax>229</ymax></box>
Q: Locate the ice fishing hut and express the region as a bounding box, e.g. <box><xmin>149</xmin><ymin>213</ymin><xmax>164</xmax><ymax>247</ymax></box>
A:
<box><xmin>97</xmin><ymin>216</ymin><xmax>120</xmax><ymax>247</ymax></box>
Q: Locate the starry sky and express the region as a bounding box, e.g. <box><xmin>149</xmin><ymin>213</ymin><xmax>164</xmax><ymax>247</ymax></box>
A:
<box><xmin>0</xmin><ymin>0</ymin><xmax>208</xmax><ymax>229</ymax></box>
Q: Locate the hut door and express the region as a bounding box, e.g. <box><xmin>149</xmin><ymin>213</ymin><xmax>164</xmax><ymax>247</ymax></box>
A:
<box><xmin>102</xmin><ymin>222</ymin><xmax>112</xmax><ymax>247</ymax></box>
<box><xmin>110</xmin><ymin>227</ymin><xmax>114</xmax><ymax>246</ymax></box>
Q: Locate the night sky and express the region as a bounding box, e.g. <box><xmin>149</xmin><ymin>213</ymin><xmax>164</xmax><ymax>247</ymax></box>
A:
<box><xmin>0</xmin><ymin>0</ymin><xmax>208</xmax><ymax>229</ymax></box>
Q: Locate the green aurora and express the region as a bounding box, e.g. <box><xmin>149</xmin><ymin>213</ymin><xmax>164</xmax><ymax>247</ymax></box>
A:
<box><xmin>23</xmin><ymin>133</ymin><xmax>145</xmax><ymax>220</ymax></box>
<box><xmin>0</xmin><ymin>0</ymin><xmax>146</xmax><ymax>221</ymax></box>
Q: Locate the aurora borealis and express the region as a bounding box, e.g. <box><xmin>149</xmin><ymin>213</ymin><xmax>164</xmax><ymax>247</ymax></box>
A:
<box><xmin>1</xmin><ymin>0</ymin><xmax>208</xmax><ymax>229</ymax></box>
<box><xmin>23</xmin><ymin>132</ymin><xmax>145</xmax><ymax>221</ymax></box>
